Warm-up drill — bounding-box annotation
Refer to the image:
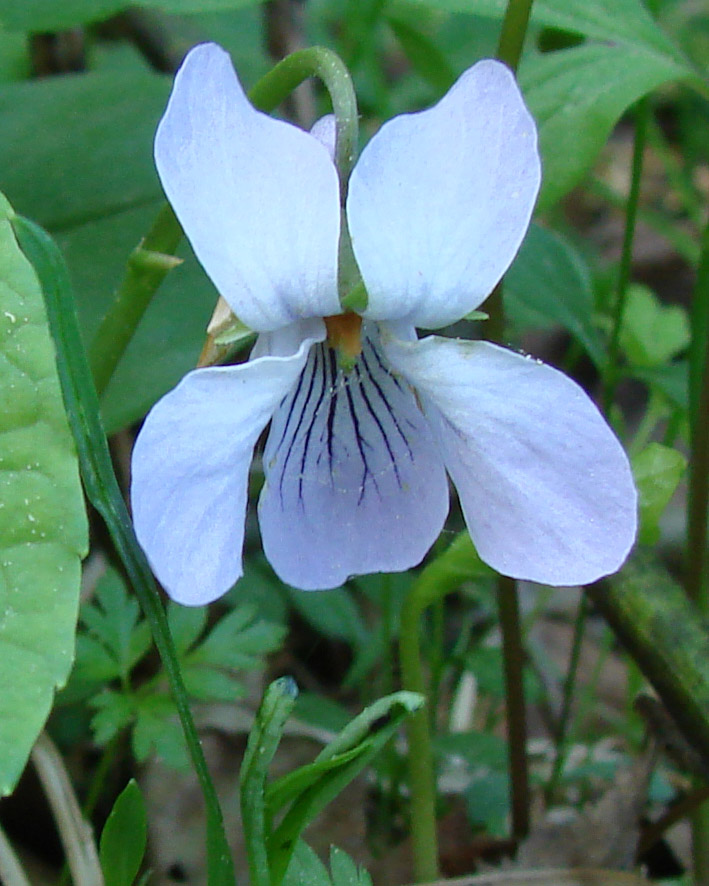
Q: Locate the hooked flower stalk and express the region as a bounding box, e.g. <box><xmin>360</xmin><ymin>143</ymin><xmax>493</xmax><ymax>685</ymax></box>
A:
<box><xmin>131</xmin><ymin>43</ymin><xmax>637</xmax><ymax>605</ymax></box>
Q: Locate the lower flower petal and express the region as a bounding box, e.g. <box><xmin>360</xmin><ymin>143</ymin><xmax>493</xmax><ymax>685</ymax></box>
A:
<box><xmin>131</xmin><ymin>327</ymin><xmax>321</xmax><ymax>605</ymax></box>
<box><xmin>384</xmin><ymin>334</ymin><xmax>637</xmax><ymax>586</ymax></box>
<box><xmin>258</xmin><ymin>329</ymin><xmax>449</xmax><ymax>589</ymax></box>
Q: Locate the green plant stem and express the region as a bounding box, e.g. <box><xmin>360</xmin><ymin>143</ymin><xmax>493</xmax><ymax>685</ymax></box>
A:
<box><xmin>478</xmin><ymin>0</ymin><xmax>538</xmax><ymax>846</ymax></box>
<box><xmin>400</xmin><ymin>594</ymin><xmax>440</xmax><ymax>883</ymax></box>
<box><xmin>687</xmin><ymin>217</ymin><xmax>709</xmax><ymax>886</ymax></box>
<box><xmin>13</xmin><ymin>216</ymin><xmax>236</xmax><ymax>886</ymax></box>
<box><xmin>603</xmin><ymin>97</ymin><xmax>649</xmax><ymax>414</ymax></box>
<box><xmin>496</xmin><ymin>0</ymin><xmax>533</xmax><ymax>71</ymax></box>
<box><xmin>545</xmin><ymin>596</ymin><xmax>587</xmax><ymax>802</ymax></box>
<box><xmin>240</xmin><ymin>678</ymin><xmax>298</xmax><ymax>886</ymax></box>
<box><xmin>496</xmin><ymin>575</ymin><xmax>529</xmax><ymax>838</ymax></box>
<box><xmin>89</xmin><ymin>204</ymin><xmax>183</xmax><ymax>396</ymax></box>
<box><xmin>398</xmin><ymin>534</ymin><xmax>493</xmax><ymax>882</ymax></box>
<box><xmin>249</xmin><ymin>46</ymin><xmax>358</xmax><ymax>199</ymax></box>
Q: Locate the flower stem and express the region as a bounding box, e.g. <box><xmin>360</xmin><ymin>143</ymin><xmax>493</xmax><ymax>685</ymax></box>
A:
<box><xmin>496</xmin><ymin>0</ymin><xmax>534</xmax><ymax>71</ymax></box>
<box><xmin>249</xmin><ymin>46</ymin><xmax>358</xmax><ymax>200</ymax></box>
<box><xmin>496</xmin><ymin>575</ymin><xmax>529</xmax><ymax>838</ymax></box>
<box><xmin>398</xmin><ymin>534</ymin><xmax>493</xmax><ymax>882</ymax></box>
<box><xmin>486</xmin><ymin>0</ymin><xmax>534</xmax><ymax>341</ymax></box>
<box><xmin>481</xmin><ymin>0</ymin><xmax>537</xmax><ymax>846</ymax></box>
<box><xmin>13</xmin><ymin>216</ymin><xmax>236</xmax><ymax>886</ymax></box>
<box><xmin>602</xmin><ymin>96</ymin><xmax>649</xmax><ymax>414</ymax></box>
<box><xmin>687</xmin><ymin>217</ymin><xmax>709</xmax><ymax>886</ymax></box>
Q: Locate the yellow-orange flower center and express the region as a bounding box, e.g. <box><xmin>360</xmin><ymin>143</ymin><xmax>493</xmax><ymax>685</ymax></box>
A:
<box><xmin>324</xmin><ymin>312</ymin><xmax>362</xmax><ymax>363</ymax></box>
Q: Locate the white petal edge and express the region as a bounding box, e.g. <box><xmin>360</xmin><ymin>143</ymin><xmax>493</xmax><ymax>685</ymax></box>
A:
<box><xmin>155</xmin><ymin>43</ymin><xmax>341</xmax><ymax>332</ymax></box>
<box><xmin>384</xmin><ymin>334</ymin><xmax>637</xmax><ymax>586</ymax></box>
<box><xmin>257</xmin><ymin>325</ymin><xmax>450</xmax><ymax>589</ymax></box>
<box><xmin>131</xmin><ymin>320</ymin><xmax>325</xmax><ymax>605</ymax></box>
<box><xmin>347</xmin><ymin>60</ymin><xmax>541</xmax><ymax>329</ymax></box>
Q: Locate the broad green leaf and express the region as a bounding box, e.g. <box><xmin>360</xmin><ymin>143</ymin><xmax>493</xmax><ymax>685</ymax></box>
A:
<box><xmin>385</xmin><ymin>12</ymin><xmax>456</xmax><ymax>93</ymax></box>
<box><xmin>0</xmin><ymin>0</ymin><xmax>264</xmax><ymax>31</ymax></box>
<box><xmin>406</xmin><ymin>0</ymin><xmax>692</xmax><ymax>69</ymax></box>
<box><xmin>632</xmin><ymin>442</ymin><xmax>687</xmax><ymax>545</ymax></box>
<box><xmin>465</xmin><ymin>767</ymin><xmax>510</xmax><ymax>836</ymax></box>
<box><xmin>520</xmin><ymin>43</ymin><xmax>691</xmax><ymax>210</ymax></box>
<box><xmin>0</xmin><ymin>193</ymin><xmax>88</xmax><ymax>794</ymax></box>
<box><xmin>619</xmin><ymin>283</ymin><xmax>690</xmax><ymax>368</ymax></box>
<box><xmin>99</xmin><ymin>780</ymin><xmax>147</xmax><ymax>886</ymax></box>
<box><xmin>505</xmin><ymin>223</ymin><xmax>604</xmax><ymax>365</ymax></box>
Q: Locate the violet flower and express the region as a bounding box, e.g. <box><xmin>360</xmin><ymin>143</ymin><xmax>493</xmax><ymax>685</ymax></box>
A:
<box><xmin>131</xmin><ymin>43</ymin><xmax>636</xmax><ymax>605</ymax></box>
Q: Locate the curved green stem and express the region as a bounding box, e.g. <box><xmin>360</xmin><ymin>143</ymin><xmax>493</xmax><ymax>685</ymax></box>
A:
<box><xmin>249</xmin><ymin>46</ymin><xmax>359</xmax><ymax>199</ymax></box>
<box><xmin>603</xmin><ymin>96</ymin><xmax>649</xmax><ymax>414</ymax></box>
<box><xmin>91</xmin><ymin>45</ymin><xmax>358</xmax><ymax>394</ymax></box>
<box><xmin>14</xmin><ymin>216</ymin><xmax>236</xmax><ymax>886</ymax></box>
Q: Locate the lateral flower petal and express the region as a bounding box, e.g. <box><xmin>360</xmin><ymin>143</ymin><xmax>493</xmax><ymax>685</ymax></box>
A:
<box><xmin>347</xmin><ymin>60</ymin><xmax>541</xmax><ymax>329</ymax></box>
<box><xmin>384</xmin><ymin>334</ymin><xmax>637</xmax><ymax>586</ymax></box>
<box><xmin>131</xmin><ymin>322</ymin><xmax>324</xmax><ymax>605</ymax></box>
<box><xmin>258</xmin><ymin>327</ymin><xmax>450</xmax><ymax>589</ymax></box>
<box><xmin>154</xmin><ymin>42</ymin><xmax>341</xmax><ymax>332</ymax></box>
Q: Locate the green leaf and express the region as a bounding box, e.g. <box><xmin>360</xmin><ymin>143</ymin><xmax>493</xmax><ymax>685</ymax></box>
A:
<box><xmin>187</xmin><ymin>604</ymin><xmax>286</xmax><ymax>670</ymax></box>
<box><xmin>80</xmin><ymin>568</ymin><xmax>151</xmax><ymax>679</ymax></box>
<box><xmin>287</xmin><ymin>587</ymin><xmax>367</xmax><ymax>644</ymax></box>
<box><xmin>520</xmin><ymin>42</ymin><xmax>691</xmax><ymax>211</ymax></box>
<box><xmin>132</xmin><ymin>694</ymin><xmax>189</xmax><ymax>768</ymax></box>
<box><xmin>90</xmin><ymin>691</ymin><xmax>135</xmax><ymax>746</ymax></box>
<box><xmin>283</xmin><ymin>842</ymin><xmax>330</xmax><ymax>886</ymax></box>
<box><xmin>99</xmin><ymin>779</ymin><xmax>148</xmax><ymax>886</ymax></box>
<box><xmin>0</xmin><ymin>0</ymin><xmax>264</xmax><ymax>31</ymax></box>
<box><xmin>386</xmin><ymin>12</ymin><xmax>456</xmax><ymax>93</ymax></box>
<box><xmin>266</xmin><ymin>692</ymin><xmax>423</xmax><ymax>883</ymax></box>
<box><xmin>407</xmin><ymin>0</ymin><xmax>692</xmax><ymax>68</ymax></box>
<box><xmin>632</xmin><ymin>442</ymin><xmax>687</xmax><ymax>545</ymax></box>
<box><xmin>329</xmin><ymin>847</ymin><xmax>373</xmax><ymax>886</ymax></box>
<box><xmin>0</xmin><ymin>70</ymin><xmax>214</xmax><ymax>433</ymax></box>
<box><xmin>505</xmin><ymin>223</ymin><xmax>604</xmax><ymax>365</ymax></box>
<box><xmin>464</xmin><ymin>767</ymin><xmax>510</xmax><ymax>836</ymax></box>
<box><xmin>619</xmin><ymin>284</ymin><xmax>691</xmax><ymax>368</ymax></box>
<box><xmin>0</xmin><ymin>192</ymin><xmax>88</xmax><ymax>795</ymax></box>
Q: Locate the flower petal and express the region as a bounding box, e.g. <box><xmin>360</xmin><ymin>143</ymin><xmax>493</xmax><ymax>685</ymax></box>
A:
<box><xmin>258</xmin><ymin>327</ymin><xmax>449</xmax><ymax>589</ymax></box>
<box><xmin>131</xmin><ymin>322</ymin><xmax>324</xmax><ymax>605</ymax></box>
<box><xmin>347</xmin><ymin>60</ymin><xmax>541</xmax><ymax>329</ymax></box>
<box><xmin>155</xmin><ymin>43</ymin><xmax>341</xmax><ymax>332</ymax></box>
<box><xmin>384</xmin><ymin>334</ymin><xmax>637</xmax><ymax>585</ymax></box>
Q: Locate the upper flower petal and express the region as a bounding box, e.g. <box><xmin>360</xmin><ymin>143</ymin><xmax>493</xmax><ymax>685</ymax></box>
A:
<box><xmin>155</xmin><ymin>43</ymin><xmax>341</xmax><ymax>332</ymax></box>
<box><xmin>131</xmin><ymin>320</ymin><xmax>324</xmax><ymax>605</ymax></box>
<box><xmin>347</xmin><ymin>60</ymin><xmax>541</xmax><ymax>329</ymax></box>
<box><xmin>258</xmin><ymin>326</ymin><xmax>450</xmax><ymax>590</ymax></box>
<box><xmin>384</xmin><ymin>334</ymin><xmax>637</xmax><ymax>586</ymax></box>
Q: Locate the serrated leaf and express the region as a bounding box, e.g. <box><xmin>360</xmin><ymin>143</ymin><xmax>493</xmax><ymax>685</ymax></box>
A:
<box><xmin>619</xmin><ymin>284</ymin><xmax>691</xmax><ymax>369</ymax></box>
<box><xmin>90</xmin><ymin>691</ymin><xmax>135</xmax><ymax>746</ymax></box>
<box><xmin>182</xmin><ymin>665</ymin><xmax>246</xmax><ymax>702</ymax></box>
<box><xmin>132</xmin><ymin>695</ymin><xmax>188</xmax><ymax>769</ymax></box>
<box><xmin>0</xmin><ymin>192</ymin><xmax>88</xmax><ymax>794</ymax></box>
<box><xmin>188</xmin><ymin>605</ymin><xmax>286</xmax><ymax>670</ymax></box>
<box><xmin>505</xmin><ymin>223</ymin><xmax>604</xmax><ymax>365</ymax></box>
<box><xmin>632</xmin><ymin>442</ymin><xmax>687</xmax><ymax>546</ymax></box>
<box><xmin>329</xmin><ymin>846</ymin><xmax>373</xmax><ymax>886</ymax></box>
<box><xmin>82</xmin><ymin>568</ymin><xmax>150</xmax><ymax>678</ymax></box>
<box><xmin>167</xmin><ymin>602</ymin><xmax>208</xmax><ymax>657</ymax></box>
<box><xmin>99</xmin><ymin>779</ymin><xmax>147</xmax><ymax>886</ymax></box>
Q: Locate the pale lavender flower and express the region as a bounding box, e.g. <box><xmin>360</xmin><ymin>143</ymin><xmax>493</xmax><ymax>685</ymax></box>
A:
<box><xmin>131</xmin><ymin>43</ymin><xmax>636</xmax><ymax>605</ymax></box>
